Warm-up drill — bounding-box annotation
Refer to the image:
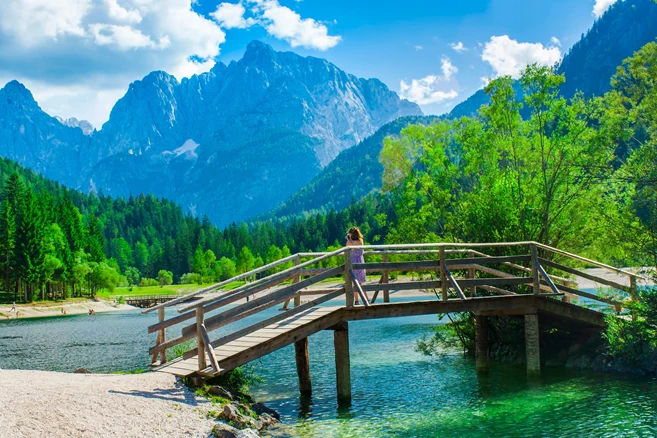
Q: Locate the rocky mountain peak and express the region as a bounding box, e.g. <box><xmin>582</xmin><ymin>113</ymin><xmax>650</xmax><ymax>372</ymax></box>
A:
<box><xmin>0</xmin><ymin>80</ymin><xmax>39</xmax><ymax>110</ymax></box>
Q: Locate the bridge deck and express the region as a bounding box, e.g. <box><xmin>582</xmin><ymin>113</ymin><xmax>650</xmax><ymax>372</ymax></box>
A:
<box><xmin>155</xmin><ymin>305</ymin><xmax>343</xmax><ymax>377</ymax></box>
<box><xmin>155</xmin><ymin>294</ymin><xmax>607</xmax><ymax>378</ymax></box>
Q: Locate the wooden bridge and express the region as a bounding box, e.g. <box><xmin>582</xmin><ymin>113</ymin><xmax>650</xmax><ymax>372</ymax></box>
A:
<box><xmin>126</xmin><ymin>295</ymin><xmax>199</xmax><ymax>309</ymax></box>
<box><xmin>143</xmin><ymin>242</ymin><xmax>645</xmax><ymax>403</ymax></box>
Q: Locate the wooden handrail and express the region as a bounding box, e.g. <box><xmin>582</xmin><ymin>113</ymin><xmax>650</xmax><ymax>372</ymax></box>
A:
<box><xmin>148</xmin><ymin>240</ymin><xmax>643</xmax><ymax>367</ymax></box>
<box><xmin>143</xmin><ymin>253</ymin><xmax>301</xmax><ymax>314</ymax></box>
<box><xmin>177</xmin><ymin>247</ymin><xmax>347</xmax><ymax>314</ymax></box>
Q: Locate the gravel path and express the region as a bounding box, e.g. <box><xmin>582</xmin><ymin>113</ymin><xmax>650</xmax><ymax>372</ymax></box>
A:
<box><xmin>0</xmin><ymin>370</ymin><xmax>216</xmax><ymax>437</ymax></box>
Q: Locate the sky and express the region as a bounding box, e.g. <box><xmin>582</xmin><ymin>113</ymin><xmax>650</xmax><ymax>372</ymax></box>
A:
<box><xmin>0</xmin><ymin>0</ymin><xmax>619</xmax><ymax>128</ymax></box>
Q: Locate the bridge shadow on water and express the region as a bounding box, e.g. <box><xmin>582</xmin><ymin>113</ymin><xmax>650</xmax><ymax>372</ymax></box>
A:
<box><xmin>108</xmin><ymin>382</ymin><xmax>201</xmax><ymax>406</ymax></box>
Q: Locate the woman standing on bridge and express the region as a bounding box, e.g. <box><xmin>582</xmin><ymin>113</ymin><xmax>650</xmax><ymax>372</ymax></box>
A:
<box><xmin>346</xmin><ymin>227</ymin><xmax>367</xmax><ymax>305</ymax></box>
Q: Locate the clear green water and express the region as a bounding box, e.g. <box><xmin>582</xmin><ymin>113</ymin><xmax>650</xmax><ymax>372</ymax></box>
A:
<box><xmin>1</xmin><ymin>302</ymin><xmax>656</xmax><ymax>437</ymax></box>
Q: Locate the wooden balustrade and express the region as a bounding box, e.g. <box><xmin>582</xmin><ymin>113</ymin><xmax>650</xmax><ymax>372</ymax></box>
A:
<box><xmin>148</xmin><ymin>241</ymin><xmax>644</xmax><ymax>366</ymax></box>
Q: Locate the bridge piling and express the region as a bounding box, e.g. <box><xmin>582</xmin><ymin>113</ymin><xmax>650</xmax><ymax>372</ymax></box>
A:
<box><xmin>525</xmin><ymin>313</ymin><xmax>541</xmax><ymax>376</ymax></box>
<box><xmin>294</xmin><ymin>338</ymin><xmax>312</xmax><ymax>395</ymax></box>
<box><xmin>333</xmin><ymin>322</ymin><xmax>351</xmax><ymax>404</ymax></box>
<box><xmin>475</xmin><ymin>314</ymin><xmax>489</xmax><ymax>372</ymax></box>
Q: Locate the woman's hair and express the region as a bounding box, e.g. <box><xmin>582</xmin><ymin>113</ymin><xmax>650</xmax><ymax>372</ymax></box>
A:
<box><xmin>348</xmin><ymin>227</ymin><xmax>363</xmax><ymax>241</ymax></box>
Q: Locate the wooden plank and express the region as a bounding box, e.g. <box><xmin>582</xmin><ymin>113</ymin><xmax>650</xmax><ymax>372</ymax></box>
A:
<box><xmin>200</xmin><ymin>324</ymin><xmax>220</xmax><ymax>372</ymax></box>
<box><xmin>538</xmin><ymin>258</ymin><xmax>632</xmax><ymax>293</ymax></box>
<box><xmin>478</xmin><ymin>285</ymin><xmax>517</xmax><ymax>296</ymax></box>
<box><xmin>535</xmin><ymin>261</ymin><xmax>560</xmax><ymax>295</ymax></box>
<box><xmin>144</xmin><ymin>253</ymin><xmax>301</xmax><ymax>314</ymax></box>
<box><xmin>535</xmin><ymin>242</ymin><xmax>646</xmax><ymax>281</ymax></box>
<box><xmin>446</xmin><ymin>255</ymin><xmax>531</xmax><ymax>267</ymax></box>
<box><xmin>445</xmin><ymin>265</ymin><xmax>467</xmax><ymax>300</ymax></box>
<box><xmin>342</xmin><ymin>295</ymin><xmax>542</xmax><ymax>321</ymax></box>
<box><xmin>349</xmin><ymin>269</ymin><xmax>370</xmax><ymax>307</ymax></box>
<box><xmin>551</xmin><ymin>283</ymin><xmax>622</xmax><ymax>306</ymax></box>
<box><xmin>440</xmin><ymin>247</ymin><xmax>447</xmax><ymax>301</ymax></box>
<box><xmin>181</xmin><ymin>291</ymin><xmax>345</xmax><ymax>360</ymax></box>
<box><xmin>382</xmin><ymin>254</ymin><xmax>390</xmax><ymax>303</ymax></box>
<box><xmin>472</xmin><ymin>264</ymin><xmax>554</xmax><ymax>294</ymax></box>
<box><xmin>351</xmin><ymin>260</ymin><xmax>439</xmax><ymax>272</ymax></box>
<box><xmin>361</xmin><ymin>280</ymin><xmax>441</xmax><ymax>292</ymax></box>
<box><xmin>188</xmin><ymin>266</ymin><xmax>343</xmax><ymax>336</ymax></box>
<box><xmin>457</xmin><ymin>277</ymin><xmax>531</xmax><ymax>287</ymax></box>
<box><xmin>214</xmin><ymin>309</ymin><xmax>345</xmax><ymax>375</ymax></box>
<box><xmin>196</xmin><ymin>306</ymin><xmax>206</xmax><ymax>371</ymax></box>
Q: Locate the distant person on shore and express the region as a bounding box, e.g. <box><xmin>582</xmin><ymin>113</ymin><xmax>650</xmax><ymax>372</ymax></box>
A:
<box><xmin>9</xmin><ymin>302</ymin><xmax>16</xmax><ymax>312</ymax></box>
<box><xmin>88</xmin><ymin>309</ymin><xmax>95</xmax><ymax>316</ymax></box>
<box><xmin>346</xmin><ymin>227</ymin><xmax>368</xmax><ymax>305</ymax></box>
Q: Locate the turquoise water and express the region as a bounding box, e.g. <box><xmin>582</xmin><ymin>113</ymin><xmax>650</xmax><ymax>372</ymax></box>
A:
<box><xmin>1</xmin><ymin>301</ymin><xmax>656</xmax><ymax>437</ymax></box>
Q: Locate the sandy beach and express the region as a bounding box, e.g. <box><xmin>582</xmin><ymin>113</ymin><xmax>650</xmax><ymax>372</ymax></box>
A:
<box><xmin>0</xmin><ymin>300</ymin><xmax>136</xmax><ymax>320</ymax></box>
<box><xmin>0</xmin><ymin>370</ymin><xmax>215</xmax><ymax>438</ymax></box>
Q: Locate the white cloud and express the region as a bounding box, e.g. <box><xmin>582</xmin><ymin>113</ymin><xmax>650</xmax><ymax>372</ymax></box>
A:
<box><xmin>441</xmin><ymin>57</ymin><xmax>458</xmax><ymax>80</ymax></box>
<box><xmin>89</xmin><ymin>23</ymin><xmax>169</xmax><ymax>50</ymax></box>
<box><xmin>400</xmin><ymin>76</ymin><xmax>458</xmax><ymax>105</ymax></box>
<box><xmin>400</xmin><ymin>56</ymin><xmax>458</xmax><ymax>105</ymax></box>
<box><xmin>481</xmin><ymin>35</ymin><xmax>562</xmax><ymax>79</ymax></box>
<box><xmin>0</xmin><ymin>0</ymin><xmax>226</xmax><ymax>125</ymax></box>
<box><xmin>593</xmin><ymin>0</ymin><xmax>618</xmax><ymax>17</ymax></box>
<box><xmin>0</xmin><ymin>0</ymin><xmax>91</xmax><ymax>46</ymax></box>
<box><xmin>550</xmin><ymin>36</ymin><xmax>561</xmax><ymax>47</ymax></box>
<box><xmin>450</xmin><ymin>42</ymin><xmax>467</xmax><ymax>53</ymax></box>
<box><xmin>105</xmin><ymin>0</ymin><xmax>142</xmax><ymax>24</ymax></box>
<box><xmin>211</xmin><ymin>2</ymin><xmax>256</xmax><ymax>29</ymax></box>
<box><xmin>248</xmin><ymin>0</ymin><xmax>341</xmax><ymax>51</ymax></box>
<box><xmin>414</xmin><ymin>45</ymin><xmax>424</xmax><ymax>51</ymax></box>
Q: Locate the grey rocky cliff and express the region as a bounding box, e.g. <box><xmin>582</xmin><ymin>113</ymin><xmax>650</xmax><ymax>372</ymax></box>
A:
<box><xmin>0</xmin><ymin>41</ymin><xmax>421</xmax><ymax>225</ymax></box>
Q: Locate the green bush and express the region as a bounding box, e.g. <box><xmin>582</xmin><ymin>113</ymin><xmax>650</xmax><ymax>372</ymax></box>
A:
<box><xmin>116</xmin><ymin>296</ymin><xmax>126</xmax><ymax>305</ymax></box>
<box><xmin>603</xmin><ymin>288</ymin><xmax>657</xmax><ymax>371</ymax></box>
<box><xmin>206</xmin><ymin>365</ymin><xmax>263</xmax><ymax>394</ymax></box>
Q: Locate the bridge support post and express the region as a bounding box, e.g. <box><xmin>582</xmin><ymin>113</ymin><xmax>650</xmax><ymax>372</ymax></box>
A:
<box><xmin>293</xmin><ymin>255</ymin><xmax>302</xmax><ymax>308</ymax></box>
<box><xmin>382</xmin><ymin>253</ymin><xmax>390</xmax><ymax>303</ymax></box>
<box><xmin>158</xmin><ymin>307</ymin><xmax>167</xmax><ymax>365</ymax></box>
<box><xmin>196</xmin><ymin>305</ymin><xmax>207</xmax><ymax>371</ymax></box>
<box><xmin>525</xmin><ymin>313</ymin><xmax>541</xmax><ymax>376</ymax></box>
<box><xmin>475</xmin><ymin>314</ymin><xmax>489</xmax><ymax>372</ymax></box>
<box><xmin>333</xmin><ymin>322</ymin><xmax>351</xmax><ymax>404</ymax></box>
<box><xmin>344</xmin><ymin>249</ymin><xmax>354</xmax><ymax>308</ymax></box>
<box><xmin>439</xmin><ymin>246</ymin><xmax>447</xmax><ymax>301</ymax></box>
<box><xmin>294</xmin><ymin>337</ymin><xmax>312</xmax><ymax>396</ymax></box>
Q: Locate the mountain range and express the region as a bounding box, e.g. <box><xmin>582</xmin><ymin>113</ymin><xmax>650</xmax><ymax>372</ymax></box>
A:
<box><xmin>0</xmin><ymin>41</ymin><xmax>420</xmax><ymax>225</ymax></box>
<box><xmin>0</xmin><ymin>0</ymin><xmax>656</xmax><ymax>226</ymax></box>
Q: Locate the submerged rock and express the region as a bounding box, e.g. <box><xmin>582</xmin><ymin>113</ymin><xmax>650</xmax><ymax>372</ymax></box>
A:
<box><xmin>252</xmin><ymin>402</ymin><xmax>280</xmax><ymax>421</ymax></box>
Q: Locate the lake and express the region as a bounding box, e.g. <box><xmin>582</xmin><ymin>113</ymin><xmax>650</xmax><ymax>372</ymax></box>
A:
<box><xmin>1</xmin><ymin>302</ymin><xmax>656</xmax><ymax>437</ymax></box>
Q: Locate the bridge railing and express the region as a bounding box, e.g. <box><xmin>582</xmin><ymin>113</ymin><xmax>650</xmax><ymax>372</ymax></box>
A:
<box><xmin>145</xmin><ymin>241</ymin><xmax>648</xmax><ymax>371</ymax></box>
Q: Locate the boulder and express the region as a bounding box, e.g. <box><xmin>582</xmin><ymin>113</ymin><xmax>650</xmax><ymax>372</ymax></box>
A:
<box><xmin>235</xmin><ymin>429</ymin><xmax>259</xmax><ymax>438</ymax></box>
<box><xmin>220</xmin><ymin>403</ymin><xmax>257</xmax><ymax>430</ymax></box>
<box><xmin>212</xmin><ymin>422</ymin><xmax>239</xmax><ymax>438</ymax></box>
<box><xmin>251</xmin><ymin>403</ymin><xmax>280</xmax><ymax>420</ymax></box>
<box><xmin>208</xmin><ymin>386</ymin><xmax>234</xmax><ymax>401</ymax></box>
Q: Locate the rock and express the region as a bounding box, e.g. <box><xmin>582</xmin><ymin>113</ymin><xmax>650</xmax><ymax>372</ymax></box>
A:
<box><xmin>251</xmin><ymin>403</ymin><xmax>280</xmax><ymax>421</ymax></box>
<box><xmin>219</xmin><ymin>403</ymin><xmax>257</xmax><ymax>430</ymax></box>
<box><xmin>212</xmin><ymin>422</ymin><xmax>239</xmax><ymax>438</ymax></box>
<box><xmin>208</xmin><ymin>385</ymin><xmax>234</xmax><ymax>401</ymax></box>
<box><xmin>73</xmin><ymin>368</ymin><xmax>92</xmax><ymax>374</ymax></box>
<box><xmin>235</xmin><ymin>429</ymin><xmax>259</xmax><ymax>438</ymax></box>
<box><xmin>257</xmin><ymin>413</ymin><xmax>279</xmax><ymax>430</ymax></box>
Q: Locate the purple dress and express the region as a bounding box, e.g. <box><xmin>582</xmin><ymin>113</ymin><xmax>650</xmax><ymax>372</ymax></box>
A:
<box><xmin>351</xmin><ymin>248</ymin><xmax>366</xmax><ymax>283</ymax></box>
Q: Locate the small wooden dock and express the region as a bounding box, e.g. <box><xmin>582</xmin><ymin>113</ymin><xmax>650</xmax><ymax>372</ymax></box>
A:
<box><xmin>143</xmin><ymin>241</ymin><xmax>645</xmax><ymax>403</ymax></box>
<box><xmin>126</xmin><ymin>295</ymin><xmax>199</xmax><ymax>309</ymax></box>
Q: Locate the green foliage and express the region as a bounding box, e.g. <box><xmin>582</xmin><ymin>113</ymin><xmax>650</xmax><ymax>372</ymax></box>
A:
<box><xmin>603</xmin><ymin>288</ymin><xmax>657</xmax><ymax>371</ymax></box>
<box><xmin>139</xmin><ymin>277</ymin><xmax>159</xmax><ymax>287</ymax></box>
<box><xmin>157</xmin><ymin>270</ymin><xmax>173</xmax><ymax>287</ymax></box>
<box><xmin>416</xmin><ymin>313</ymin><xmax>475</xmax><ymax>356</ymax></box>
<box><xmin>205</xmin><ymin>365</ymin><xmax>263</xmax><ymax>395</ymax></box>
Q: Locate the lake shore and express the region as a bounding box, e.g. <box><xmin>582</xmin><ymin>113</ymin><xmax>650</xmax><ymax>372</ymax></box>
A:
<box><xmin>0</xmin><ymin>370</ymin><xmax>216</xmax><ymax>438</ymax></box>
<box><xmin>0</xmin><ymin>300</ymin><xmax>136</xmax><ymax>320</ymax></box>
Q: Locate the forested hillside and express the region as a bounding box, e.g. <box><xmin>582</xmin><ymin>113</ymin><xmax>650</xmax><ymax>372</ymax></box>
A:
<box><xmin>270</xmin><ymin>116</ymin><xmax>438</xmax><ymax>218</ymax></box>
<box><xmin>0</xmin><ymin>158</ymin><xmax>391</xmax><ymax>302</ymax></box>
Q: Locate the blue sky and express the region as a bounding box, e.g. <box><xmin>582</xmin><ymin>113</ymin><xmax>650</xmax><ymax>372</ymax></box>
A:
<box><xmin>0</xmin><ymin>0</ymin><xmax>616</xmax><ymax>126</ymax></box>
